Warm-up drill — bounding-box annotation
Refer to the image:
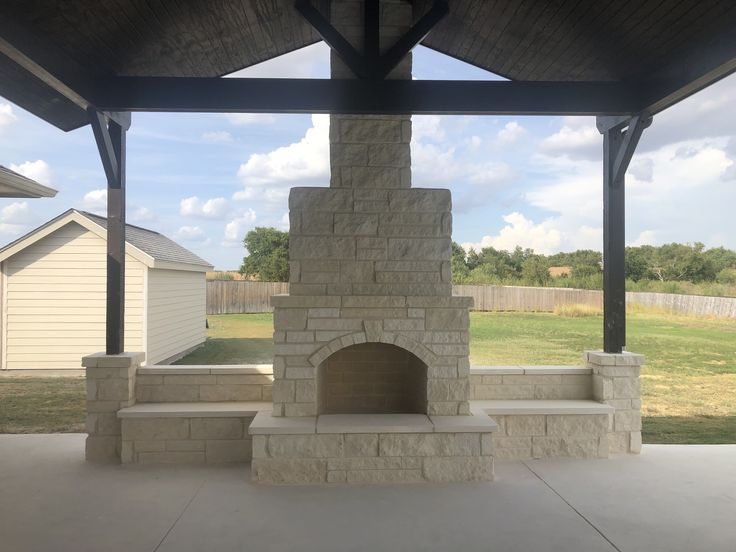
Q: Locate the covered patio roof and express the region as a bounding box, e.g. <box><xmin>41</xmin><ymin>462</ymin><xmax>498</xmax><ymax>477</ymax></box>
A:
<box><xmin>1</xmin><ymin>0</ymin><xmax>734</xmax><ymax>355</ymax></box>
<box><xmin>0</xmin><ymin>165</ymin><xmax>57</xmax><ymax>198</ymax></box>
<box><xmin>1</xmin><ymin>1</ymin><xmax>734</xmax><ymax>129</ymax></box>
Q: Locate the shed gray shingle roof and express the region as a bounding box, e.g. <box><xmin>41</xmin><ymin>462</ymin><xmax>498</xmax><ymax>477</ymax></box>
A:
<box><xmin>78</xmin><ymin>210</ymin><xmax>212</xmax><ymax>268</ymax></box>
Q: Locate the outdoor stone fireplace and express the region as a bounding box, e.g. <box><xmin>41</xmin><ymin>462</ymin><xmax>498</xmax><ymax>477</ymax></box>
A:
<box><xmin>247</xmin><ymin>0</ymin><xmax>496</xmax><ymax>484</ymax></box>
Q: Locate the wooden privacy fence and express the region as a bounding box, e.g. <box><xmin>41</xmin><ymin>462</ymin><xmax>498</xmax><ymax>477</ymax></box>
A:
<box><xmin>206</xmin><ymin>281</ymin><xmax>736</xmax><ymax>318</ymax></box>
<box><xmin>206</xmin><ymin>281</ymin><xmax>289</xmax><ymax>314</ymax></box>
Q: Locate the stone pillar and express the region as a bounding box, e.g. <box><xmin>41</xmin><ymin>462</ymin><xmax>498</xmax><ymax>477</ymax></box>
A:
<box><xmin>329</xmin><ymin>0</ymin><xmax>413</xmax><ymax>189</ymax></box>
<box><xmin>586</xmin><ymin>351</ymin><xmax>644</xmax><ymax>454</ymax></box>
<box><xmin>82</xmin><ymin>352</ymin><xmax>144</xmax><ymax>462</ymax></box>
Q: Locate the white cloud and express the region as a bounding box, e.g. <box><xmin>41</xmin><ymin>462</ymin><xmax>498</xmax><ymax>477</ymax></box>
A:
<box><xmin>81</xmin><ymin>189</ymin><xmax>107</xmax><ymax>215</ymax></box>
<box><xmin>129</xmin><ymin>206</ymin><xmax>155</xmax><ymax>223</ymax></box>
<box><xmin>223</xmin><ymin>209</ymin><xmax>257</xmax><ymax>244</ymax></box>
<box><xmin>0</xmin><ymin>201</ymin><xmax>37</xmax><ymax>238</ymax></box>
<box><xmin>630</xmin><ymin>230</ymin><xmax>657</xmax><ymax>247</ymax></box>
<box><xmin>539</xmin><ymin>117</ymin><xmax>600</xmax><ymax>161</ymax></box>
<box><xmin>180</xmin><ymin>196</ymin><xmax>229</xmax><ymax>219</ymax></box>
<box><xmin>495</xmin><ymin>121</ymin><xmax>526</xmax><ymax>146</ymax></box>
<box><xmin>234</xmin><ymin>114</ymin><xmax>329</xmax><ymax>202</ymax></box>
<box><xmin>223</xmin><ymin>114</ymin><xmax>276</xmax><ymax>126</ymax></box>
<box><xmin>9</xmin><ymin>160</ymin><xmax>52</xmax><ymax>186</ymax></box>
<box><xmin>175</xmin><ymin>225</ymin><xmax>207</xmax><ymax>242</ymax></box>
<box><xmin>0</xmin><ymin>103</ymin><xmax>17</xmax><ymax>127</ymax></box>
<box><xmin>1</xmin><ymin>201</ymin><xmax>31</xmax><ymax>225</ymax></box>
<box><xmin>462</xmin><ymin>212</ymin><xmax>562</xmax><ymax>255</ymax></box>
<box><xmin>628</xmin><ymin>157</ymin><xmax>654</xmax><ymax>182</ymax></box>
<box><xmin>467</xmin><ymin>135</ymin><xmax>482</xmax><ymax>150</ymax></box>
<box><xmin>413</xmin><ymin>115</ymin><xmax>445</xmax><ymax>142</ymax></box>
<box><xmin>201</xmin><ymin>130</ymin><xmax>234</xmax><ymax>143</ymax></box>
<box><xmin>228</xmin><ymin>42</ymin><xmax>329</xmax><ymax>79</ymax></box>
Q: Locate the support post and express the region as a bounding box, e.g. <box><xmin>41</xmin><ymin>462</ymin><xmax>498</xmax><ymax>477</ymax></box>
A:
<box><xmin>597</xmin><ymin>114</ymin><xmax>651</xmax><ymax>353</ymax></box>
<box><xmin>89</xmin><ymin>109</ymin><xmax>130</xmax><ymax>355</ymax></box>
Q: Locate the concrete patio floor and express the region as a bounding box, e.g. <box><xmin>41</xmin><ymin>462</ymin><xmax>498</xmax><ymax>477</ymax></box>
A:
<box><xmin>1</xmin><ymin>435</ymin><xmax>734</xmax><ymax>552</ymax></box>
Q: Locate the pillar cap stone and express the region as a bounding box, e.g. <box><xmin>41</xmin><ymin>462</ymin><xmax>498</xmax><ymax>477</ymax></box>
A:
<box><xmin>583</xmin><ymin>351</ymin><xmax>645</xmax><ymax>366</ymax></box>
<box><xmin>82</xmin><ymin>351</ymin><xmax>146</xmax><ymax>368</ymax></box>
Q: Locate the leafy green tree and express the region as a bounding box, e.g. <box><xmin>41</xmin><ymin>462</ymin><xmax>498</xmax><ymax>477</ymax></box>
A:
<box><xmin>451</xmin><ymin>242</ymin><xmax>470</xmax><ymax>282</ymax></box>
<box><xmin>716</xmin><ymin>268</ymin><xmax>736</xmax><ymax>285</ymax></box>
<box><xmin>703</xmin><ymin>247</ymin><xmax>736</xmax><ymax>273</ymax></box>
<box><xmin>521</xmin><ymin>255</ymin><xmax>551</xmax><ymax>286</ymax></box>
<box><xmin>239</xmin><ymin>227</ymin><xmax>289</xmax><ymax>282</ymax></box>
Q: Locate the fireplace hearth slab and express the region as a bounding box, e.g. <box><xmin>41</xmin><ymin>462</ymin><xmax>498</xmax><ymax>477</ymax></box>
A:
<box><xmin>429</xmin><ymin>409</ymin><xmax>499</xmax><ymax>433</ymax></box>
<box><xmin>316</xmin><ymin>414</ymin><xmax>434</xmax><ymax>434</ymax></box>
<box><xmin>249</xmin><ymin>411</ymin><xmax>316</xmax><ymax>434</ymax></box>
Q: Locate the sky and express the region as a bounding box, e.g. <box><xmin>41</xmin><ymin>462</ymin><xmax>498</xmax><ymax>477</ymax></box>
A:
<box><xmin>1</xmin><ymin>43</ymin><xmax>735</xmax><ymax>270</ymax></box>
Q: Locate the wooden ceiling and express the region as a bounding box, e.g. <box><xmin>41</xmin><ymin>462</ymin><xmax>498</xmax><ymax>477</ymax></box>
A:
<box><xmin>1</xmin><ymin>0</ymin><xmax>735</xmax><ymax>130</ymax></box>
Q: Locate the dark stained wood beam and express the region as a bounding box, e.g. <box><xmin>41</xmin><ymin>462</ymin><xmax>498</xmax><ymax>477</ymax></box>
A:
<box><xmin>596</xmin><ymin>114</ymin><xmax>651</xmax><ymax>353</ymax></box>
<box><xmin>0</xmin><ymin>17</ymin><xmax>128</xmax><ymax>128</ymax></box>
<box><xmin>89</xmin><ymin>109</ymin><xmax>128</xmax><ymax>355</ymax></box>
<box><xmin>639</xmin><ymin>24</ymin><xmax>736</xmax><ymax>115</ymax></box>
<box><xmin>93</xmin><ymin>77</ymin><xmax>640</xmax><ymax>116</ymax></box>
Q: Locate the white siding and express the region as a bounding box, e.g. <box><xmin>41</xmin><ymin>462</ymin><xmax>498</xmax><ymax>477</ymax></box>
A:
<box><xmin>3</xmin><ymin>222</ymin><xmax>144</xmax><ymax>369</ymax></box>
<box><xmin>146</xmin><ymin>269</ymin><xmax>206</xmax><ymax>364</ymax></box>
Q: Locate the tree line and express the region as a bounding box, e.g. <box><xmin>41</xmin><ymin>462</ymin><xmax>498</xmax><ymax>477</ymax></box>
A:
<box><xmin>238</xmin><ymin>227</ymin><xmax>736</xmax><ymax>293</ymax></box>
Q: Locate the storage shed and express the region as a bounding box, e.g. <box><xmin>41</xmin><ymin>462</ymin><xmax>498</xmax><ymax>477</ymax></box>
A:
<box><xmin>0</xmin><ymin>209</ymin><xmax>212</xmax><ymax>369</ymax></box>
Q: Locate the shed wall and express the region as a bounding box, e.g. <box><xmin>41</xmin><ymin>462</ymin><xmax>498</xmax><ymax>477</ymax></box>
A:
<box><xmin>3</xmin><ymin>222</ymin><xmax>144</xmax><ymax>369</ymax></box>
<box><xmin>146</xmin><ymin>268</ymin><xmax>206</xmax><ymax>365</ymax></box>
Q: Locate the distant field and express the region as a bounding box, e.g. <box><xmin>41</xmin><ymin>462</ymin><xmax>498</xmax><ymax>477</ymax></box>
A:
<box><xmin>2</xmin><ymin>310</ymin><xmax>734</xmax><ymax>443</ymax></box>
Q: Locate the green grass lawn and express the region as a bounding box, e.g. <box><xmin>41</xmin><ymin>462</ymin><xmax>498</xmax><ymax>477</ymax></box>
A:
<box><xmin>2</xmin><ymin>310</ymin><xmax>734</xmax><ymax>442</ymax></box>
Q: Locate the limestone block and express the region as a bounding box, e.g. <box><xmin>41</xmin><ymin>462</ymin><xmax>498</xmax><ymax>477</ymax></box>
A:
<box><xmin>327</xmin><ymin>470</ymin><xmax>347</xmax><ymax>483</ymax></box>
<box><xmin>608</xmin><ymin>432</ymin><xmax>629</xmax><ymax>454</ymax></box>
<box><xmin>592</xmin><ymin>375</ymin><xmax>614</xmax><ymax>400</ymax></box>
<box><xmin>503</xmin><ymin>375</ymin><xmax>562</xmax><ymax>385</ymax></box>
<box><xmin>137</xmin><ymin>451</ymin><xmax>206</xmax><ymax>464</ymax></box>
<box><xmin>428</xmin><ymin>365</ymin><xmax>458</xmax><ymax>379</ymax></box>
<box><xmin>614</xmin><ymin>410</ymin><xmax>642</xmax><ymax>431</ymax></box>
<box><xmin>136</xmin><ymin>385</ymin><xmax>199</xmax><ymax>403</ymax></box>
<box><xmin>94</xmin><ymin>412</ymin><xmax>120</xmax><ymax>435</ymax></box>
<box><xmin>344</xmin><ymin>295</ymin><xmax>406</xmax><ymax>307</ymax></box>
<box><xmin>378</xmin><ymin>433</ymin><xmax>478</xmax><ymax>457</ymax></box>
<box><xmin>427</xmin><ymin>402</ymin><xmax>461</xmax><ymax>416</ymax></box>
<box><xmin>163</xmin><ymin>375</ymin><xmax>217</xmax><ymax>386</ymax></box>
<box><xmin>190</xmin><ymin>418</ymin><xmax>243</xmax><ymax>440</ymax></box>
<box><xmin>121</xmin><ymin>441</ymin><xmax>134</xmax><ymax>463</ymax></box>
<box><xmin>546</xmin><ymin>415</ymin><xmax>608</xmax><ymax>437</ymax></box>
<box><xmin>481</xmin><ymin>433</ymin><xmax>494</xmax><ymax>455</ymax></box>
<box><xmin>285</xmin><ymin>366</ymin><xmax>316</xmax><ymax>379</ymax></box>
<box><xmin>344</xmin><ymin>434</ymin><xmax>379</xmax><ymax>457</ymax></box>
<box><xmin>334</xmin><ymin>213</ymin><xmax>379</xmax><ymax>236</ymax></box>
<box><xmin>531</xmin><ymin>437</ymin><xmax>602</xmax><ymax>459</ymax></box>
<box><xmin>295</xmin><ymin>380</ymin><xmax>317</xmax><ymax>403</ymax></box>
<box><xmin>505</xmin><ymin>415</ymin><xmax>546</xmax><ymax>436</ymax></box>
<box><xmin>367</xmin><ymin>143</ymin><xmax>410</xmax><ymax>167</ymax></box>
<box><xmin>268</xmin><ymin>435</ymin><xmax>343</xmax><ymax>458</ymax></box>
<box><xmin>289</xmin><ymin>188</ymin><xmax>353</xmax><ymax>212</ymax></box>
<box><xmin>492</xmin><ymin>436</ymin><xmax>532</xmax><ymax>452</ymax></box>
<box><xmin>134</xmin><ymin>375</ymin><xmax>162</xmax><ymax>386</ymax></box>
<box><xmin>387</xmin><ymin>238</ymin><xmax>451</xmax><ymax>261</ymax></box>
<box><xmin>340</xmin><ymin>118</ymin><xmax>402</xmax><ymax>143</ymax></box>
<box><xmin>274</xmin><ymin>309</ymin><xmax>308</xmax><ymax>330</ymax></box>
<box><xmin>328</xmin><ymin>457</ymin><xmax>402</xmax><ymax>470</ymax></box>
<box><xmin>350</xmin><ymin>166</ymin><xmax>402</xmax><ymax>188</ymax></box>
<box><xmin>252</xmin><ymin>435</ymin><xmax>267</xmax><ymax>459</ymax></box>
<box><xmin>199</xmin><ymin>385</ymin><xmax>263</xmax><ymax>402</ymax></box>
<box><xmin>423</xmin><ymin>457</ymin><xmax>493</xmax><ymax>483</ymax></box>
<box><xmin>123</xmin><ymin>418</ymin><xmax>189</xmax><ymax>441</ymax></box>
<box><xmin>284</xmin><ymin>403</ymin><xmax>317</xmax><ymax>417</ymax></box>
<box><xmin>376</xmin><ymin>271</ymin><xmax>440</xmax><ymax>283</ymax></box>
<box><xmin>630</xmin><ymin>431</ymin><xmax>642</xmax><ymax>454</ymax></box>
<box><xmin>389</xmin><ymin>189</ymin><xmax>451</xmax><ymax>212</ymax></box>
<box><xmin>291</xmin><ymin>236</ymin><xmax>356</xmax><ymax>260</ymax></box>
<box><xmin>339</xmin><ymin>260</ymin><xmax>376</xmax><ymax>282</ymax></box>
<box><xmin>346</xmin><ymin>469</ymin><xmax>423</xmax><ymax>484</ymax></box>
<box><xmin>96</xmin><ymin>379</ymin><xmax>131</xmax><ymax>401</ymax></box>
<box><xmin>425</xmin><ymin>308</ymin><xmax>468</xmax><ymax>330</ymax></box>
<box><xmin>271</xmin><ymin>380</ymin><xmax>295</xmax><ymax>403</ymax></box>
<box><xmin>613</xmin><ymin>377</ymin><xmax>640</xmax><ymax>398</ymax></box>
<box><xmin>308</xmin><ymin>307</ymin><xmax>341</xmax><ymax>318</ymax></box>
<box><xmin>166</xmin><ymin>440</ymin><xmax>205</xmax><ymax>452</ymax></box>
<box><xmin>206</xmin><ymin>440</ymin><xmax>251</xmax><ymax>463</ymax></box>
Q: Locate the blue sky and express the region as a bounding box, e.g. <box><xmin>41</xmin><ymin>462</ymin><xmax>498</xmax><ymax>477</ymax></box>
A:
<box><xmin>1</xmin><ymin>43</ymin><xmax>735</xmax><ymax>269</ymax></box>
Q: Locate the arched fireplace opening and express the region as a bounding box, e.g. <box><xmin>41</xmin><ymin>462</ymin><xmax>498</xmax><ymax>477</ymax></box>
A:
<box><xmin>318</xmin><ymin>342</ymin><xmax>428</xmax><ymax>415</ymax></box>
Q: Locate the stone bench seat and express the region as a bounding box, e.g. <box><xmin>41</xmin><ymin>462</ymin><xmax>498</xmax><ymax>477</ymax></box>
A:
<box><xmin>118</xmin><ymin>401</ymin><xmax>271</xmax><ymax>418</ymax></box>
<box><xmin>470</xmin><ymin>400</ymin><xmax>613</xmax><ymax>460</ymax></box>
<box><xmin>472</xmin><ymin>399</ymin><xmax>613</xmax><ymax>415</ymax></box>
<box><xmin>118</xmin><ymin>401</ymin><xmax>270</xmax><ymax>464</ymax></box>
<box><xmin>470</xmin><ymin>365</ymin><xmax>592</xmax><ymax>375</ymax></box>
<box><xmin>139</xmin><ymin>364</ymin><xmax>273</xmax><ymax>375</ymax></box>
